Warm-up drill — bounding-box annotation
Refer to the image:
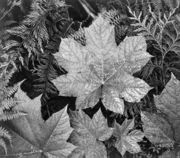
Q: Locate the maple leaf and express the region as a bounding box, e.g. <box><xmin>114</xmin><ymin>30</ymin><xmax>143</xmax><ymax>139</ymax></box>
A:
<box><xmin>0</xmin><ymin>85</ymin><xmax>76</xmax><ymax>157</ymax></box>
<box><xmin>153</xmin><ymin>73</ymin><xmax>180</xmax><ymax>145</ymax></box>
<box><xmin>113</xmin><ymin>118</ymin><xmax>144</xmax><ymax>156</ymax></box>
<box><xmin>68</xmin><ymin>109</ymin><xmax>113</xmax><ymax>158</ymax></box>
<box><xmin>53</xmin><ymin>13</ymin><xmax>152</xmax><ymax>114</ymax></box>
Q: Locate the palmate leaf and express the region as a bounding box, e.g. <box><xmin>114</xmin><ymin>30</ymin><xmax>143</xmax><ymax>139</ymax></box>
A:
<box><xmin>69</xmin><ymin>109</ymin><xmax>113</xmax><ymax>158</ymax></box>
<box><xmin>0</xmin><ymin>85</ymin><xmax>76</xmax><ymax>157</ymax></box>
<box><xmin>52</xmin><ymin>13</ymin><xmax>152</xmax><ymax>114</ymax></box>
<box><xmin>113</xmin><ymin>119</ymin><xmax>144</xmax><ymax>156</ymax></box>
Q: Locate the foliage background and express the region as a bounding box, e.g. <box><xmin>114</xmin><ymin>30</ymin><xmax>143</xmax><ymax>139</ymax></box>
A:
<box><xmin>0</xmin><ymin>0</ymin><xmax>180</xmax><ymax>157</ymax></box>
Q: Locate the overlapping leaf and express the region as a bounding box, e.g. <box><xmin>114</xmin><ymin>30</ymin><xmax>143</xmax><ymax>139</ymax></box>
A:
<box><xmin>69</xmin><ymin>109</ymin><xmax>113</xmax><ymax>158</ymax></box>
<box><xmin>140</xmin><ymin>73</ymin><xmax>180</xmax><ymax>148</ymax></box>
<box><xmin>113</xmin><ymin>119</ymin><xmax>144</xmax><ymax>156</ymax></box>
<box><xmin>154</xmin><ymin>73</ymin><xmax>180</xmax><ymax>144</ymax></box>
<box><xmin>141</xmin><ymin>112</ymin><xmax>174</xmax><ymax>147</ymax></box>
<box><xmin>0</xmin><ymin>84</ymin><xmax>76</xmax><ymax>157</ymax></box>
<box><xmin>53</xmin><ymin>13</ymin><xmax>152</xmax><ymax>114</ymax></box>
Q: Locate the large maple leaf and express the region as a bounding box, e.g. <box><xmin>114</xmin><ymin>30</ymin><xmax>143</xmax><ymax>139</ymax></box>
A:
<box><xmin>53</xmin><ymin>13</ymin><xmax>152</xmax><ymax>114</ymax></box>
<box><xmin>68</xmin><ymin>109</ymin><xmax>113</xmax><ymax>158</ymax></box>
<box><xmin>113</xmin><ymin>119</ymin><xmax>144</xmax><ymax>156</ymax></box>
<box><xmin>0</xmin><ymin>84</ymin><xmax>76</xmax><ymax>157</ymax></box>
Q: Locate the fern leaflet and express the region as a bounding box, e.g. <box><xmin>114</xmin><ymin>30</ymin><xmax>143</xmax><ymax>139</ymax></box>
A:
<box><xmin>0</xmin><ymin>73</ymin><xmax>25</xmax><ymax>154</ymax></box>
<box><xmin>128</xmin><ymin>6</ymin><xmax>162</xmax><ymax>51</ymax></box>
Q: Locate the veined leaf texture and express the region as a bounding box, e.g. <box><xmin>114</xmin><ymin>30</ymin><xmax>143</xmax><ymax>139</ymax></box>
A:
<box><xmin>53</xmin><ymin>14</ymin><xmax>152</xmax><ymax>114</ymax></box>
<box><xmin>113</xmin><ymin>119</ymin><xmax>144</xmax><ymax>156</ymax></box>
<box><xmin>69</xmin><ymin>109</ymin><xmax>113</xmax><ymax>158</ymax></box>
<box><xmin>0</xmin><ymin>86</ymin><xmax>76</xmax><ymax>157</ymax></box>
<box><xmin>1</xmin><ymin>0</ymin><xmax>180</xmax><ymax>158</ymax></box>
<box><xmin>154</xmin><ymin>74</ymin><xmax>180</xmax><ymax>144</ymax></box>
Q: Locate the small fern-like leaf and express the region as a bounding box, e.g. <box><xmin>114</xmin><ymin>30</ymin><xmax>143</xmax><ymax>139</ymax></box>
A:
<box><xmin>0</xmin><ymin>40</ymin><xmax>19</xmax><ymax>80</ymax></box>
<box><xmin>5</xmin><ymin>0</ymin><xmax>67</xmax><ymax>57</ymax></box>
<box><xmin>162</xmin><ymin>22</ymin><xmax>180</xmax><ymax>56</ymax></box>
<box><xmin>68</xmin><ymin>27</ymin><xmax>86</xmax><ymax>46</ymax></box>
<box><xmin>0</xmin><ymin>127</ymin><xmax>11</xmax><ymax>143</ymax></box>
<box><xmin>31</xmin><ymin>53</ymin><xmax>65</xmax><ymax>118</ymax></box>
<box><xmin>102</xmin><ymin>9</ymin><xmax>129</xmax><ymax>44</ymax></box>
<box><xmin>0</xmin><ymin>111</ymin><xmax>25</xmax><ymax>121</ymax></box>
<box><xmin>0</xmin><ymin>80</ymin><xmax>25</xmax><ymax>153</ymax></box>
<box><xmin>3</xmin><ymin>40</ymin><xmax>20</xmax><ymax>51</ymax></box>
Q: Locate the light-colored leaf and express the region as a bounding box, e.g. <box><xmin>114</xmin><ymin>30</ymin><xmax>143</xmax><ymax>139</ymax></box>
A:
<box><xmin>119</xmin><ymin>36</ymin><xmax>153</xmax><ymax>74</ymax></box>
<box><xmin>53</xmin><ymin>13</ymin><xmax>151</xmax><ymax>114</ymax></box>
<box><xmin>0</xmin><ymin>86</ymin><xmax>76</xmax><ymax>157</ymax></box>
<box><xmin>113</xmin><ymin>119</ymin><xmax>144</xmax><ymax>156</ymax></box>
<box><xmin>69</xmin><ymin>109</ymin><xmax>113</xmax><ymax>158</ymax></box>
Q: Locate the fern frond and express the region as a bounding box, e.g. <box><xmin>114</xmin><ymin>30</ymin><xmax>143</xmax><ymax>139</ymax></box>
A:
<box><xmin>102</xmin><ymin>9</ymin><xmax>122</xmax><ymax>25</ymax></box>
<box><xmin>128</xmin><ymin>1</ymin><xmax>180</xmax><ymax>54</ymax></box>
<box><xmin>3</xmin><ymin>40</ymin><xmax>20</xmax><ymax>51</ymax></box>
<box><xmin>0</xmin><ymin>83</ymin><xmax>20</xmax><ymax>116</ymax></box>
<box><xmin>0</xmin><ymin>111</ymin><xmax>25</xmax><ymax>121</ymax></box>
<box><xmin>0</xmin><ymin>127</ymin><xmax>11</xmax><ymax>143</ymax></box>
<box><xmin>68</xmin><ymin>27</ymin><xmax>86</xmax><ymax>46</ymax></box>
<box><xmin>31</xmin><ymin>53</ymin><xmax>64</xmax><ymax>111</ymax></box>
<box><xmin>5</xmin><ymin>0</ymin><xmax>67</xmax><ymax>57</ymax></box>
<box><xmin>102</xmin><ymin>10</ymin><xmax>129</xmax><ymax>44</ymax></box>
<box><xmin>6</xmin><ymin>84</ymin><xmax>19</xmax><ymax>97</ymax></box>
<box><xmin>6</xmin><ymin>25</ymin><xmax>27</xmax><ymax>37</ymax></box>
<box><xmin>0</xmin><ymin>81</ymin><xmax>24</xmax><ymax>154</ymax></box>
<box><xmin>128</xmin><ymin>6</ymin><xmax>162</xmax><ymax>50</ymax></box>
<box><xmin>0</xmin><ymin>138</ymin><xmax>7</xmax><ymax>154</ymax></box>
<box><xmin>35</xmin><ymin>54</ymin><xmax>60</xmax><ymax>82</ymax></box>
<box><xmin>0</xmin><ymin>37</ymin><xmax>20</xmax><ymax>81</ymax></box>
<box><xmin>162</xmin><ymin>22</ymin><xmax>180</xmax><ymax>56</ymax></box>
<box><xmin>0</xmin><ymin>98</ymin><xmax>18</xmax><ymax>114</ymax></box>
